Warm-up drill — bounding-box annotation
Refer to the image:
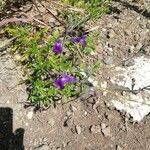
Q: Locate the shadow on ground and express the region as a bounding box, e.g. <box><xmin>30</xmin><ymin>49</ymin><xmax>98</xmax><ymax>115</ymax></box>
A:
<box><xmin>0</xmin><ymin>107</ymin><xmax>24</xmax><ymax>150</ymax></box>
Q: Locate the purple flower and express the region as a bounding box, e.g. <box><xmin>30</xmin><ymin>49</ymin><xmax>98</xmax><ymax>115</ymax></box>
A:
<box><xmin>54</xmin><ymin>74</ymin><xmax>75</xmax><ymax>89</ymax></box>
<box><xmin>53</xmin><ymin>40</ymin><xmax>63</xmax><ymax>54</ymax></box>
<box><xmin>71</xmin><ymin>35</ymin><xmax>86</xmax><ymax>48</ymax></box>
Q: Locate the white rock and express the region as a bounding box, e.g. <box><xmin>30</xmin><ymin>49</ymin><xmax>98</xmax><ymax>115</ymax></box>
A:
<box><xmin>117</xmin><ymin>145</ymin><xmax>123</xmax><ymax>150</ymax></box>
<box><xmin>101</xmin><ymin>123</ymin><xmax>106</xmax><ymax>129</ymax></box>
<box><xmin>111</xmin><ymin>56</ymin><xmax>150</xmax><ymax>121</ymax></box>
<box><xmin>90</xmin><ymin>125</ymin><xmax>101</xmax><ymax>133</ymax></box>
<box><xmin>75</xmin><ymin>125</ymin><xmax>82</xmax><ymax>134</ymax></box>
<box><xmin>27</xmin><ymin>111</ymin><xmax>33</xmax><ymax>119</ymax></box>
<box><xmin>101</xmin><ymin>126</ymin><xmax>111</xmax><ymax>137</ymax></box>
<box><xmin>48</xmin><ymin>118</ymin><xmax>55</xmax><ymax>127</ymax></box>
<box><xmin>84</xmin><ymin>111</ymin><xmax>88</xmax><ymax>116</ymax></box>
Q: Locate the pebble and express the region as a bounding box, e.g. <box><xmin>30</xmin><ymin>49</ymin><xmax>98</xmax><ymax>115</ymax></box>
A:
<box><xmin>116</xmin><ymin>145</ymin><xmax>123</xmax><ymax>150</ymax></box>
<box><xmin>90</xmin><ymin>125</ymin><xmax>101</xmax><ymax>134</ymax></box>
<box><xmin>100</xmin><ymin>81</ymin><xmax>107</xmax><ymax>89</ymax></box>
<box><xmin>64</xmin><ymin>117</ymin><xmax>74</xmax><ymax>127</ymax></box>
<box><xmin>47</xmin><ymin>118</ymin><xmax>55</xmax><ymax>127</ymax></box>
<box><xmin>101</xmin><ymin>123</ymin><xmax>111</xmax><ymax>137</ymax></box>
<box><xmin>124</xmin><ymin>29</ymin><xmax>132</xmax><ymax>36</ymax></box>
<box><xmin>84</xmin><ymin>111</ymin><xmax>88</xmax><ymax>116</ymax></box>
<box><xmin>101</xmin><ymin>123</ymin><xmax>106</xmax><ymax>129</ymax></box>
<box><xmin>136</xmin><ymin>42</ymin><xmax>143</xmax><ymax>50</ymax></box>
<box><xmin>107</xmin><ymin>30</ymin><xmax>115</xmax><ymax>38</ymax></box>
<box><xmin>66</xmin><ymin>110</ymin><xmax>72</xmax><ymax>117</ymax></box>
<box><xmin>35</xmin><ymin>145</ymin><xmax>49</xmax><ymax>150</ymax></box>
<box><xmin>104</xmin><ymin>113</ymin><xmax>113</xmax><ymax>120</ymax></box>
<box><xmin>27</xmin><ymin>111</ymin><xmax>33</xmax><ymax>119</ymax></box>
<box><xmin>70</xmin><ymin>104</ymin><xmax>77</xmax><ymax>112</ymax></box>
<box><xmin>103</xmin><ymin>56</ymin><xmax>114</xmax><ymax>65</ymax></box>
<box><xmin>146</xmin><ymin>22</ymin><xmax>150</xmax><ymax>29</ymax></box>
<box><xmin>128</xmin><ymin>45</ymin><xmax>135</xmax><ymax>53</ymax></box>
<box><xmin>143</xmin><ymin>45</ymin><xmax>150</xmax><ymax>54</ymax></box>
<box><xmin>75</xmin><ymin>125</ymin><xmax>82</xmax><ymax>134</ymax></box>
<box><xmin>122</xmin><ymin>60</ymin><xmax>134</xmax><ymax>67</ymax></box>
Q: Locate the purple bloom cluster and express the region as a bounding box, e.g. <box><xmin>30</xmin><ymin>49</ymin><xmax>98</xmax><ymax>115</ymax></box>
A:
<box><xmin>54</xmin><ymin>74</ymin><xmax>75</xmax><ymax>89</ymax></box>
<box><xmin>52</xmin><ymin>36</ymin><xmax>86</xmax><ymax>89</ymax></box>
<box><xmin>52</xmin><ymin>35</ymin><xmax>86</xmax><ymax>54</ymax></box>
<box><xmin>71</xmin><ymin>35</ymin><xmax>86</xmax><ymax>49</ymax></box>
<box><xmin>53</xmin><ymin>40</ymin><xmax>63</xmax><ymax>54</ymax></box>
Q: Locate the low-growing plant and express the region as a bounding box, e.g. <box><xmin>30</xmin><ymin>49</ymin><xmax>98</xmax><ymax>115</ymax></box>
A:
<box><xmin>4</xmin><ymin>0</ymin><xmax>111</xmax><ymax>109</ymax></box>
<box><xmin>6</xmin><ymin>24</ymin><xmax>99</xmax><ymax>108</ymax></box>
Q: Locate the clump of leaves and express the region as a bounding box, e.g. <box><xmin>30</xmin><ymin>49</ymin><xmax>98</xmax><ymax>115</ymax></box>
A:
<box><xmin>6</xmin><ymin>25</ymin><xmax>98</xmax><ymax>108</ymax></box>
<box><xmin>61</xmin><ymin>0</ymin><xmax>111</xmax><ymax>19</ymax></box>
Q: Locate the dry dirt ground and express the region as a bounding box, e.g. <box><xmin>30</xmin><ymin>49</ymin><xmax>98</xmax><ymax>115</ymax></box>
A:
<box><xmin>0</xmin><ymin>0</ymin><xmax>150</xmax><ymax>150</ymax></box>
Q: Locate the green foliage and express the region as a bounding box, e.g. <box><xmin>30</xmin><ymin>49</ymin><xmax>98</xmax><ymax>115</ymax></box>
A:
<box><xmin>61</xmin><ymin>0</ymin><xmax>111</xmax><ymax>19</ymax></box>
<box><xmin>6</xmin><ymin>25</ymin><xmax>98</xmax><ymax>108</ymax></box>
<box><xmin>4</xmin><ymin>0</ymin><xmax>110</xmax><ymax>108</ymax></box>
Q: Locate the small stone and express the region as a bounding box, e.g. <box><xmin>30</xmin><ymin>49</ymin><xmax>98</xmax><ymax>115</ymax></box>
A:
<box><xmin>75</xmin><ymin>125</ymin><xmax>82</xmax><ymax>134</ymax></box>
<box><xmin>107</xmin><ymin>30</ymin><xmax>115</xmax><ymax>38</ymax></box>
<box><xmin>136</xmin><ymin>43</ymin><xmax>143</xmax><ymax>50</ymax></box>
<box><xmin>27</xmin><ymin>111</ymin><xmax>33</xmax><ymax>119</ymax></box>
<box><xmin>84</xmin><ymin>111</ymin><xmax>88</xmax><ymax>116</ymax></box>
<box><xmin>116</xmin><ymin>145</ymin><xmax>123</xmax><ymax>150</ymax></box>
<box><xmin>35</xmin><ymin>145</ymin><xmax>49</xmax><ymax>150</ymax></box>
<box><xmin>6</xmin><ymin>100</ymin><xmax>10</xmax><ymax>104</ymax></box>
<box><xmin>63</xmin><ymin>141</ymin><xmax>70</xmax><ymax>147</ymax></box>
<box><xmin>56</xmin><ymin>147</ymin><xmax>62</xmax><ymax>150</ymax></box>
<box><xmin>48</xmin><ymin>17</ymin><xmax>55</xmax><ymax>23</ymax></box>
<box><xmin>143</xmin><ymin>45</ymin><xmax>150</xmax><ymax>54</ymax></box>
<box><xmin>122</xmin><ymin>60</ymin><xmax>134</xmax><ymax>67</ymax></box>
<box><xmin>124</xmin><ymin>29</ymin><xmax>132</xmax><ymax>36</ymax></box>
<box><xmin>101</xmin><ymin>123</ymin><xmax>106</xmax><ymax>129</ymax></box>
<box><xmin>128</xmin><ymin>45</ymin><xmax>135</xmax><ymax>53</ymax></box>
<box><xmin>90</xmin><ymin>125</ymin><xmax>101</xmax><ymax>134</ymax></box>
<box><xmin>48</xmin><ymin>118</ymin><xmax>55</xmax><ymax>127</ymax></box>
<box><xmin>146</xmin><ymin>23</ymin><xmax>150</xmax><ymax>29</ymax></box>
<box><xmin>66</xmin><ymin>110</ymin><xmax>72</xmax><ymax>117</ymax></box>
<box><xmin>101</xmin><ymin>124</ymin><xmax>111</xmax><ymax>137</ymax></box>
<box><xmin>137</xmin><ymin>16</ymin><xmax>140</xmax><ymax>20</ymax></box>
<box><xmin>102</xmin><ymin>28</ymin><xmax>107</xmax><ymax>32</ymax></box>
<box><xmin>104</xmin><ymin>113</ymin><xmax>113</xmax><ymax>120</ymax></box>
<box><xmin>100</xmin><ymin>81</ymin><xmax>107</xmax><ymax>89</ymax></box>
<box><xmin>70</xmin><ymin>104</ymin><xmax>77</xmax><ymax>112</ymax></box>
<box><xmin>64</xmin><ymin>117</ymin><xmax>74</xmax><ymax>127</ymax></box>
<box><xmin>38</xmin><ymin>6</ymin><xmax>46</xmax><ymax>13</ymax></box>
<box><xmin>14</xmin><ymin>54</ymin><xmax>21</xmax><ymax>61</ymax></box>
<box><xmin>103</xmin><ymin>56</ymin><xmax>114</xmax><ymax>65</ymax></box>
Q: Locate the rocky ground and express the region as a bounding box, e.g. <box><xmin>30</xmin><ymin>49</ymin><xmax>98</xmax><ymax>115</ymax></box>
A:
<box><xmin>0</xmin><ymin>0</ymin><xmax>150</xmax><ymax>150</ymax></box>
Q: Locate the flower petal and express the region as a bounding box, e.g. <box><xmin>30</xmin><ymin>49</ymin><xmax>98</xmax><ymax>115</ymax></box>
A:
<box><xmin>71</xmin><ymin>37</ymin><xmax>81</xmax><ymax>43</ymax></box>
<box><xmin>54</xmin><ymin>74</ymin><xmax>75</xmax><ymax>89</ymax></box>
<box><xmin>70</xmin><ymin>35</ymin><xmax>86</xmax><ymax>48</ymax></box>
<box><xmin>61</xmin><ymin>74</ymin><xmax>75</xmax><ymax>83</ymax></box>
<box><xmin>80</xmin><ymin>36</ymin><xmax>86</xmax><ymax>48</ymax></box>
<box><xmin>53</xmin><ymin>40</ymin><xmax>63</xmax><ymax>54</ymax></box>
<box><xmin>54</xmin><ymin>79</ymin><xmax>64</xmax><ymax>89</ymax></box>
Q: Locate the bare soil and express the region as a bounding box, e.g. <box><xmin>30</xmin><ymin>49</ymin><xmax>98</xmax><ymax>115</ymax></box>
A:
<box><xmin>0</xmin><ymin>0</ymin><xmax>150</xmax><ymax>150</ymax></box>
